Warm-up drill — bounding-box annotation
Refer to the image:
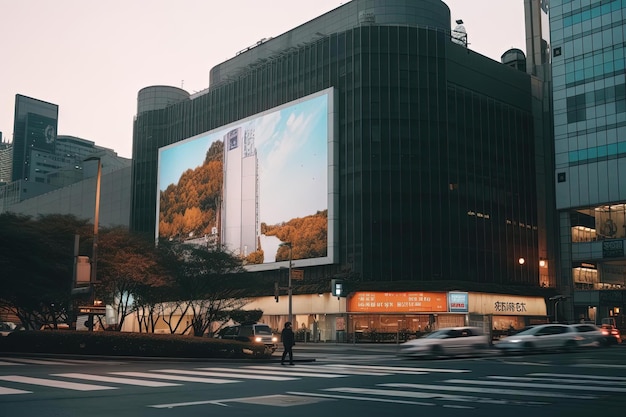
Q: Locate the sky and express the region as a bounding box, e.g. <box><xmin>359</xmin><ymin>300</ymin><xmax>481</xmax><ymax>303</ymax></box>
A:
<box><xmin>1</xmin><ymin>0</ymin><xmax>526</xmax><ymax>159</ymax></box>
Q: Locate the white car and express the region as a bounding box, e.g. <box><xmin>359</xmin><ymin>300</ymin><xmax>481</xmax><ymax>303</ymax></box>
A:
<box><xmin>569</xmin><ymin>323</ymin><xmax>609</xmax><ymax>347</ymax></box>
<box><xmin>496</xmin><ymin>323</ymin><xmax>579</xmax><ymax>354</ymax></box>
<box><xmin>398</xmin><ymin>326</ymin><xmax>489</xmax><ymax>358</ymax></box>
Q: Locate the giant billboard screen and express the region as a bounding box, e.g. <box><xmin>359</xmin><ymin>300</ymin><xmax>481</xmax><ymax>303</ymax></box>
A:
<box><xmin>157</xmin><ymin>88</ymin><xmax>337</xmax><ymax>271</ymax></box>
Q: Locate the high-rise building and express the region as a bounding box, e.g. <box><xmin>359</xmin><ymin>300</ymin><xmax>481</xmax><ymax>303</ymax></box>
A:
<box><xmin>551</xmin><ymin>0</ymin><xmax>626</xmax><ymax>322</ymax></box>
<box><xmin>11</xmin><ymin>94</ymin><xmax>58</xmax><ymax>182</ymax></box>
<box><xmin>0</xmin><ymin>133</ymin><xmax>12</xmax><ymax>185</ymax></box>
<box><xmin>132</xmin><ymin>0</ymin><xmax>546</xmax><ymax>300</ymax></box>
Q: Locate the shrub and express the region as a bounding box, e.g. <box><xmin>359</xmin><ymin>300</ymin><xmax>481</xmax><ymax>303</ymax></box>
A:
<box><xmin>0</xmin><ymin>331</ymin><xmax>270</xmax><ymax>359</ymax></box>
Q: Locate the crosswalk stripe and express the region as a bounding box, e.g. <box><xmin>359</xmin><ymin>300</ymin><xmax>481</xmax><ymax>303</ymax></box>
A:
<box><xmin>154</xmin><ymin>369</ymin><xmax>296</xmax><ymax>381</ymax></box>
<box><xmin>0</xmin><ymin>358</ymin><xmax>77</xmax><ymax>366</ymax></box>
<box><xmin>248</xmin><ymin>365</ymin><xmax>390</xmax><ymax>376</ymax></box>
<box><xmin>226</xmin><ymin>366</ymin><xmax>348</xmax><ymax>378</ymax></box>
<box><xmin>380</xmin><ymin>383</ymin><xmax>597</xmax><ymax>400</ymax></box>
<box><xmin>0</xmin><ymin>375</ymin><xmax>115</xmax><ymax>391</ymax></box>
<box><xmin>488</xmin><ymin>375</ymin><xmax>626</xmax><ymax>386</ymax></box>
<box><xmin>110</xmin><ymin>371</ymin><xmax>239</xmax><ymax>384</ymax></box>
<box><xmin>52</xmin><ymin>373</ymin><xmax>180</xmax><ymax>387</ymax></box>
<box><xmin>529</xmin><ymin>372</ymin><xmax>626</xmax><ymax>381</ymax></box>
<box><xmin>0</xmin><ymin>386</ymin><xmax>31</xmax><ymax>395</ymax></box>
<box><xmin>444</xmin><ymin>378</ymin><xmax>626</xmax><ymax>393</ymax></box>
<box><xmin>0</xmin><ymin>361</ymin><xmax>24</xmax><ymax>366</ymax></box>
<box><xmin>572</xmin><ymin>363</ymin><xmax>626</xmax><ymax>369</ymax></box>
<box><xmin>324</xmin><ymin>364</ymin><xmax>469</xmax><ymax>374</ymax></box>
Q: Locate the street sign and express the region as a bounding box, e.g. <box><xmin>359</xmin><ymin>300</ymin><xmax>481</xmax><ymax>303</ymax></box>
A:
<box><xmin>291</xmin><ymin>269</ymin><xmax>304</xmax><ymax>280</ymax></box>
<box><xmin>78</xmin><ymin>305</ymin><xmax>106</xmax><ymax>315</ymax></box>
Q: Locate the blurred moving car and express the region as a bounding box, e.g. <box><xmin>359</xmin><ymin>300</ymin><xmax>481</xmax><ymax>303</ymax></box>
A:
<box><xmin>496</xmin><ymin>323</ymin><xmax>579</xmax><ymax>354</ymax></box>
<box><xmin>398</xmin><ymin>326</ymin><xmax>488</xmax><ymax>358</ymax></box>
<box><xmin>600</xmin><ymin>324</ymin><xmax>621</xmax><ymax>345</ymax></box>
<box><xmin>219</xmin><ymin>322</ymin><xmax>278</xmax><ymax>353</ymax></box>
<box><xmin>569</xmin><ymin>323</ymin><xmax>609</xmax><ymax>347</ymax></box>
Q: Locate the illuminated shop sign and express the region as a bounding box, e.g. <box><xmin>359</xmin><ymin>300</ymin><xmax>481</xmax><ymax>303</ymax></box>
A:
<box><xmin>348</xmin><ymin>292</ymin><xmax>447</xmax><ymax>313</ymax></box>
<box><xmin>448</xmin><ymin>292</ymin><xmax>468</xmax><ymax>312</ymax></box>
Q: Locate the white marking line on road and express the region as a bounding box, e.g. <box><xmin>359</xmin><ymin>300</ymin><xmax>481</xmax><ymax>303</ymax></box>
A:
<box><xmin>0</xmin><ymin>375</ymin><xmax>115</xmax><ymax>391</ymax></box>
<box><xmin>149</xmin><ymin>394</ymin><xmax>297</xmax><ymax>409</ymax></box>
<box><xmin>529</xmin><ymin>373</ymin><xmax>626</xmax><ymax>382</ymax></box>
<box><xmin>489</xmin><ymin>375</ymin><xmax>626</xmax><ymax>386</ymax></box>
<box><xmin>52</xmin><ymin>373</ymin><xmax>180</xmax><ymax>387</ymax></box>
<box><xmin>156</xmin><ymin>369</ymin><xmax>297</xmax><ymax>381</ymax></box>
<box><xmin>0</xmin><ymin>358</ymin><xmax>78</xmax><ymax>366</ymax></box>
<box><xmin>110</xmin><ymin>371</ymin><xmax>240</xmax><ymax>384</ymax></box>
<box><xmin>381</xmin><ymin>383</ymin><xmax>596</xmax><ymax>400</ymax></box>
<box><xmin>250</xmin><ymin>365</ymin><xmax>393</xmax><ymax>376</ymax></box>
<box><xmin>288</xmin><ymin>391</ymin><xmax>439</xmax><ymax>407</ymax></box>
<box><xmin>444</xmin><ymin>378</ymin><xmax>626</xmax><ymax>393</ymax></box>
<box><xmin>233</xmin><ymin>366</ymin><xmax>349</xmax><ymax>378</ymax></box>
<box><xmin>572</xmin><ymin>363</ymin><xmax>626</xmax><ymax>369</ymax></box>
<box><xmin>0</xmin><ymin>361</ymin><xmax>24</xmax><ymax>366</ymax></box>
<box><xmin>324</xmin><ymin>364</ymin><xmax>469</xmax><ymax>374</ymax></box>
<box><xmin>0</xmin><ymin>386</ymin><xmax>31</xmax><ymax>395</ymax></box>
<box><xmin>324</xmin><ymin>386</ymin><xmax>546</xmax><ymax>407</ymax></box>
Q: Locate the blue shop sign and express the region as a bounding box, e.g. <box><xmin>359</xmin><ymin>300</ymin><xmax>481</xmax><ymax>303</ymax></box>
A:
<box><xmin>448</xmin><ymin>292</ymin><xmax>468</xmax><ymax>312</ymax></box>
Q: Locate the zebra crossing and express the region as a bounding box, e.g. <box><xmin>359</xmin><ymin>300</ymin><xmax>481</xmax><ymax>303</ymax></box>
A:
<box><xmin>0</xmin><ymin>358</ymin><xmax>624</xmax><ymax>410</ymax></box>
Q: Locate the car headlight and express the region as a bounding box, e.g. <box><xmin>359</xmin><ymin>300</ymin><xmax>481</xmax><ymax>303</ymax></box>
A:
<box><xmin>272</xmin><ymin>337</ymin><xmax>278</xmax><ymax>342</ymax></box>
<box><xmin>254</xmin><ymin>336</ymin><xmax>262</xmax><ymax>343</ymax></box>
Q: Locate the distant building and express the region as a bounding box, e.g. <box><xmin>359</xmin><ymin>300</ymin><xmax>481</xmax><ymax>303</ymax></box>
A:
<box><xmin>0</xmin><ymin>134</ymin><xmax>11</xmax><ymax>185</ymax></box>
<box><xmin>11</xmin><ymin>94</ymin><xmax>58</xmax><ymax>183</ymax></box>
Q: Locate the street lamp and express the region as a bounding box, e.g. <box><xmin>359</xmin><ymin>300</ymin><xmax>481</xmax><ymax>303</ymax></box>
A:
<box><xmin>279</xmin><ymin>242</ymin><xmax>293</xmax><ymax>323</ymax></box>
<box><xmin>84</xmin><ymin>156</ymin><xmax>102</xmax><ymax>331</ymax></box>
<box><xmin>549</xmin><ymin>295</ymin><xmax>568</xmax><ymax>323</ymax></box>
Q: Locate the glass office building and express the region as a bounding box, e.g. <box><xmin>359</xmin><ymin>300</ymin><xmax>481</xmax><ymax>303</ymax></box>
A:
<box><xmin>551</xmin><ymin>0</ymin><xmax>626</xmax><ymax>322</ymax></box>
<box><xmin>132</xmin><ymin>0</ymin><xmax>543</xmax><ymax>295</ymax></box>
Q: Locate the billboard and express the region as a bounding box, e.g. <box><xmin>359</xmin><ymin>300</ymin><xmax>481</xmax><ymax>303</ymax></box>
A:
<box><xmin>157</xmin><ymin>88</ymin><xmax>337</xmax><ymax>271</ymax></box>
<box><xmin>25</xmin><ymin>112</ymin><xmax>57</xmax><ymax>153</ymax></box>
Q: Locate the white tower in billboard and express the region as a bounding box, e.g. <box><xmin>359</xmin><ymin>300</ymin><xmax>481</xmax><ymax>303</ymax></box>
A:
<box><xmin>221</xmin><ymin>125</ymin><xmax>259</xmax><ymax>258</ymax></box>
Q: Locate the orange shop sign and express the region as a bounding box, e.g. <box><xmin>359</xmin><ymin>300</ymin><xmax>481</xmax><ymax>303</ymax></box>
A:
<box><xmin>348</xmin><ymin>291</ymin><xmax>447</xmax><ymax>313</ymax></box>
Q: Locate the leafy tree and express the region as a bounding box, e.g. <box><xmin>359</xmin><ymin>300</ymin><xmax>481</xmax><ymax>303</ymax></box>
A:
<box><xmin>0</xmin><ymin>213</ymin><xmax>91</xmax><ymax>329</ymax></box>
<box><xmin>96</xmin><ymin>227</ymin><xmax>172</xmax><ymax>330</ymax></box>
<box><xmin>159</xmin><ymin>241</ymin><xmax>248</xmax><ymax>336</ymax></box>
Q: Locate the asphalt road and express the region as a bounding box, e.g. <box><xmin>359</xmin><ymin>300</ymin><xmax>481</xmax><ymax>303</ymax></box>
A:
<box><xmin>1</xmin><ymin>344</ymin><xmax>625</xmax><ymax>417</ymax></box>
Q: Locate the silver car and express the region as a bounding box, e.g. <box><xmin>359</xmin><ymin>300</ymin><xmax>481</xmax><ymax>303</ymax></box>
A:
<box><xmin>496</xmin><ymin>323</ymin><xmax>579</xmax><ymax>354</ymax></box>
<box><xmin>398</xmin><ymin>326</ymin><xmax>489</xmax><ymax>358</ymax></box>
<box><xmin>569</xmin><ymin>323</ymin><xmax>609</xmax><ymax>347</ymax></box>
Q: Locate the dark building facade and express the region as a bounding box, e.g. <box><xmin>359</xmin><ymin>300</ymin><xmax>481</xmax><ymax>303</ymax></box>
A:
<box><xmin>131</xmin><ymin>0</ymin><xmax>543</xmax><ymax>295</ymax></box>
<box><xmin>11</xmin><ymin>94</ymin><xmax>59</xmax><ymax>182</ymax></box>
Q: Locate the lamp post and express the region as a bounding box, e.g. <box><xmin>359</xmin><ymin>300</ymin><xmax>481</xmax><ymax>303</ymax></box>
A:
<box><xmin>84</xmin><ymin>156</ymin><xmax>101</xmax><ymax>331</ymax></box>
<box><xmin>279</xmin><ymin>242</ymin><xmax>293</xmax><ymax>323</ymax></box>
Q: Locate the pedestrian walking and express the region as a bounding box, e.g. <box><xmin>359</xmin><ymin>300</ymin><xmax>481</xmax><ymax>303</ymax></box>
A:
<box><xmin>281</xmin><ymin>322</ymin><xmax>295</xmax><ymax>365</ymax></box>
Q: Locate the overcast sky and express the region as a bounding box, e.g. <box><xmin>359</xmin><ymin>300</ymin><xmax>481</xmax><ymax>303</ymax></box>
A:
<box><xmin>1</xmin><ymin>0</ymin><xmax>526</xmax><ymax>159</ymax></box>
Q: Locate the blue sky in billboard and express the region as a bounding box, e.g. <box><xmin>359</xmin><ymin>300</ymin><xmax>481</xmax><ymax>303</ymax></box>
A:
<box><xmin>158</xmin><ymin>91</ymin><xmax>331</xmax><ymax>265</ymax></box>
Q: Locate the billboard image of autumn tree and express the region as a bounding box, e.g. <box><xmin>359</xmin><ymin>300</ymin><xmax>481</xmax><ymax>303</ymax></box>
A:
<box><xmin>157</xmin><ymin>89</ymin><xmax>334</xmax><ymax>269</ymax></box>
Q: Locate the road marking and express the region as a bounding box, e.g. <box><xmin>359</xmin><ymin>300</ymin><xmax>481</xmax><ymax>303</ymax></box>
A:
<box><xmin>229</xmin><ymin>366</ymin><xmax>348</xmax><ymax>378</ymax></box>
<box><xmin>0</xmin><ymin>358</ymin><xmax>78</xmax><ymax>366</ymax></box>
<box><xmin>155</xmin><ymin>369</ymin><xmax>297</xmax><ymax>381</ymax></box>
<box><xmin>323</xmin><ymin>364</ymin><xmax>469</xmax><ymax>374</ymax></box>
<box><xmin>528</xmin><ymin>372</ymin><xmax>626</xmax><ymax>382</ymax></box>
<box><xmin>110</xmin><ymin>371</ymin><xmax>240</xmax><ymax>384</ymax></box>
<box><xmin>572</xmin><ymin>363</ymin><xmax>626</xmax><ymax>369</ymax></box>
<box><xmin>444</xmin><ymin>378</ymin><xmax>626</xmax><ymax>393</ymax></box>
<box><xmin>381</xmin><ymin>383</ymin><xmax>596</xmax><ymax>399</ymax></box>
<box><xmin>250</xmin><ymin>365</ymin><xmax>392</xmax><ymax>376</ymax></box>
<box><xmin>0</xmin><ymin>375</ymin><xmax>115</xmax><ymax>391</ymax></box>
<box><xmin>52</xmin><ymin>373</ymin><xmax>180</xmax><ymax>387</ymax></box>
<box><xmin>0</xmin><ymin>386</ymin><xmax>31</xmax><ymax>395</ymax></box>
<box><xmin>488</xmin><ymin>375</ymin><xmax>626</xmax><ymax>386</ymax></box>
<box><xmin>288</xmin><ymin>391</ymin><xmax>439</xmax><ymax>407</ymax></box>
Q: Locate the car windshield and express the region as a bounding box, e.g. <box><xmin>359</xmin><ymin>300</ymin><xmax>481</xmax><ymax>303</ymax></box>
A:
<box><xmin>424</xmin><ymin>329</ymin><xmax>453</xmax><ymax>339</ymax></box>
<box><xmin>255</xmin><ymin>325</ymin><xmax>272</xmax><ymax>335</ymax></box>
<box><xmin>512</xmin><ymin>326</ymin><xmax>537</xmax><ymax>335</ymax></box>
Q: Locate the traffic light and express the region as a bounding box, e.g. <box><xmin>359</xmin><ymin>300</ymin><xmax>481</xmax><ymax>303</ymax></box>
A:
<box><xmin>274</xmin><ymin>281</ymin><xmax>280</xmax><ymax>303</ymax></box>
<box><xmin>331</xmin><ymin>279</ymin><xmax>343</xmax><ymax>298</ymax></box>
